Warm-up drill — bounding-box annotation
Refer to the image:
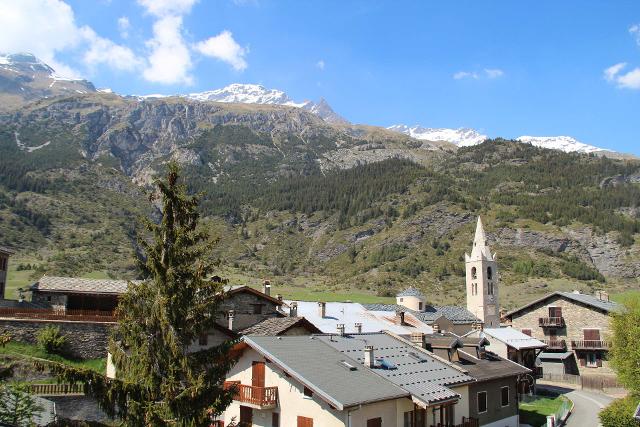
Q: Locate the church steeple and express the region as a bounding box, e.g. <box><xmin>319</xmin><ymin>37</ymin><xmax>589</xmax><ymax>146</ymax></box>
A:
<box><xmin>465</xmin><ymin>216</ymin><xmax>500</xmax><ymax>328</ymax></box>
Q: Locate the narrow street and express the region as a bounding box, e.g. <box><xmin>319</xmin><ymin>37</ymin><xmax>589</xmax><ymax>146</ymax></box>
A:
<box><xmin>537</xmin><ymin>385</ymin><xmax>615</xmax><ymax>427</ymax></box>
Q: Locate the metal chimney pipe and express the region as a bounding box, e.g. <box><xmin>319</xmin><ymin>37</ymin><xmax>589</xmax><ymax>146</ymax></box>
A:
<box><xmin>228</xmin><ymin>310</ymin><xmax>235</xmax><ymax>331</ymax></box>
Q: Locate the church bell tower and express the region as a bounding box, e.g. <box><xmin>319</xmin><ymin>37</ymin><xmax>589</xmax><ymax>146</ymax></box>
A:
<box><xmin>465</xmin><ymin>217</ymin><xmax>500</xmax><ymax>328</ymax></box>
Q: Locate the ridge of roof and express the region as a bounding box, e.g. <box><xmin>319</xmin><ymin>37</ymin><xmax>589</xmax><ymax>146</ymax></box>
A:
<box><xmin>504</xmin><ymin>291</ymin><xmax>621</xmax><ymax>318</ymax></box>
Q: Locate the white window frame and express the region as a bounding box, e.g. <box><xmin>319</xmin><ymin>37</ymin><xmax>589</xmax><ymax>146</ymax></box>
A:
<box><xmin>501</xmin><ymin>386</ymin><xmax>510</xmax><ymax>407</ymax></box>
<box><xmin>477</xmin><ymin>391</ymin><xmax>488</xmax><ymax>414</ymax></box>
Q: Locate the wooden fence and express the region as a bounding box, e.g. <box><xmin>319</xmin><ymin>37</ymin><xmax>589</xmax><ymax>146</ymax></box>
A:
<box><xmin>0</xmin><ymin>307</ymin><xmax>116</xmax><ymax>322</ymax></box>
<box><xmin>29</xmin><ymin>383</ymin><xmax>84</xmax><ymax>395</ymax></box>
<box><xmin>540</xmin><ymin>373</ymin><xmax>622</xmax><ymax>391</ymax></box>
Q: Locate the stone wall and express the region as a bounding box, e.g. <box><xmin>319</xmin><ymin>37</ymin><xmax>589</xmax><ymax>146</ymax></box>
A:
<box><xmin>216</xmin><ymin>291</ymin><xmax>281</xmax><ymax>332</ymax></box>
<box><xmin>508</xmin><ymin>294</ymin><xmax>613</xmax><ymax>373</ymax></box>
<box><xmin>0</xmin><ymin>317</ymin><xmax>113</xmax><ymax>359</ymax></box>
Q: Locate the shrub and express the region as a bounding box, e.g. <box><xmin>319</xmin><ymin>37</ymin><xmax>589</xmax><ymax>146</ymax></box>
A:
<box><xmin>598</xmin><ymin>394</ymin><xmax>640</xmax><ymax>427</ymax></box>
<box><xmin>37</xmin><ymin>325</ymin><xmax>66</xmax><ymax>355</ymax></box>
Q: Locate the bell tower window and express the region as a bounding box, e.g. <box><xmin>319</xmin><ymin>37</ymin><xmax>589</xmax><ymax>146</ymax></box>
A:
<box><xmin>487</xmin><ymin>267</ymin><xmax>493</xmax><ymax>280</ymax></box>
<box><xmin>471</xmin><ymin>267</ymin><xmax>477</xmax><ymax>279</ymax></box>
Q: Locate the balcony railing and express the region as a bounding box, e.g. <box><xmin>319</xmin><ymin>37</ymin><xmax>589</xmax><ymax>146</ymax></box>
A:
<box><xmin>542</xmin><ymin>339</ymin><xmax>567</xmax><ymax>350</ymax></box>
<box><xmin>224</xmin><ymin>381</ymin><xmax>278</xmax><ymax>408</ymax></box>
<box><xmin>571</xmin><ymin>340</ymin><xmax>610</xmax><ymax>349</ymax></box>
<box><xmin>538</xmin><ymin>317</ymin><xmax>564</xmax><ymax>327</ymax></box>
<box><xmin>0</xmin><ymin>307</ymin><xmax>117</xmax><ymax>323</ymax></box>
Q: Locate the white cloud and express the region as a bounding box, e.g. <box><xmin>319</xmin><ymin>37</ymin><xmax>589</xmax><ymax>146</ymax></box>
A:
<box><xmin>0</xmin><ymin>0</ymin><xmax>140</xmax><ymax>78</ymax></box>
<box><xmin>194</xmin><ymin>30</ymin><xmax>248</xmax><ymax>71</ymax></box>
<box><xmin>118</xmin><ymin>16</ymin><xmax>130</xmax><ymax>39</ymax></box>
<box><xmin>316</xmin><ymin>60</ymin><xmax>325</xmax><ymax>70</ymax></box>
<box><xmin>484</xmin><ymin>68</ymin><xmax>504</xmax><ymax>78</ymax></box>
<box><xmin>81</xmin><ymin>26</ymin><xmax>140</xmax><ymax>71</ymax></box>
<box><xmin>144</xmin><ymin>15</ymin><xmax>193</xmax><ymax>84</ymax></box>
<box><xmin>604</xmin><ymin>62</ymin><xmax>640</xmax><ymax>89</ymax></box>
<box><xmin>630</xmin><ymin>24</ymin><xmax>640</xmax><ymax>46</ymax></box>
<box><xmin>453</xmin><ymin>71</ymin><xmax>479</xmax><ymax>80</ymax></box>
<box><xmin>137</xmin><ymin>0</ymin><xmax>198</xmax><ymax>17</ymax></box>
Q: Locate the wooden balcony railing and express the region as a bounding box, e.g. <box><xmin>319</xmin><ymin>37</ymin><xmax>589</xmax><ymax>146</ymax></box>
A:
<box><xmin>224</xmin><ymin>381</ymin><xmax>278</xmax><ymax>408</ymax></box>
<box><xmin>431</xmin><ymin>418</ymin><xmax>479</xmax><ymax>427</ymax></box>
<box><xmin>0</xmin><ymin>307</ymin><xmax>117</xmax><ymax>323</ymax></box>
<box><xmin>571</xmin><ymin>340</ymin><xmax>610</xmax><ymax>349</ymax></box>
<box><xmin>542</xmin><ymin>339</ymin><xmax>567</xmax><ymax>350</ymax></box>
<box><xmin>29</xmin><ymin>383</ymin><xmax>84</xmax><ymax>395</ymax></box>
<box><xmin>538</xmin><ymin>317</ymin><xmax>564</xmax><ymax>327</ymax></box>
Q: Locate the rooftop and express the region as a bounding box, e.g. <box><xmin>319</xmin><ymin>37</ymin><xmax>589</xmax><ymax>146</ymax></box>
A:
<box><xmin>317</xmin><ymin>332</ymin><xmax>474</xmax><ymax>406</ymax></box>
<box><xmin>0</xmin><ymin>246</ymin><xmax>15</xmax><ymax>255</ymax></box>
<box><xmin>397</xmin><ymin>286</ymin><xmax>425</xmax><ymax>297</ymax></box>
<box><xmin>239</xmin><ymin>316</ymin><xmax>321</xmax><ymax>336</ymax></box>
<box><xmin>244</xmin><ymin>335</ymin><xmax>409</xmax><ymax>410</ymax></box>
<box><xmin>286</xmin><ymin>300</ymin><xmax>434</xmax><ymax>335</ymax></box>
<box><xmin>480</xmin><ymin>327</ymin><xmax>547</xmax><ymax>350</ymax></box>
<box><xmin>362</xmin><ymin>303</ymin><xmax>480</xmax><ymax>325</ymax></box>
<box><xmin>30</xmin><ymin>276</ymin><xmax>132</xmax><ymax>295</ymax></box>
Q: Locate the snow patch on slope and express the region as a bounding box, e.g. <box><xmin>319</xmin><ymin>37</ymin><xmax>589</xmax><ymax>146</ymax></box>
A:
<box><xmin>516</xmin><ymin>136</ymin><xmax>612</xmax><ymax>154</ymax></box>
<box><xmin>387</xmin><ymin>125</ymin><xmax>487</xmax><ymax>146</ymax></box>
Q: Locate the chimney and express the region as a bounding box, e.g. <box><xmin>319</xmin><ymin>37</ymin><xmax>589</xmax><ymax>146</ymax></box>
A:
<box><xmin>290</xmin><ymin>301</ymin><xmax>298</xmax><ymax>317</ymax></box>
<box><xmin>410</xmin><ymin>332</ymin><xmax>425</xmax><ymax>348</ymax></box>
<box><xmin>354</xmin><ymin>323</ymin><xmax>362</xmax><ymax>333</ymax></box>
<box><xmin>263</xmin><ymin>280</ymin><xmax>271</xmax><ymax>296</ymax></box>
<box><xmin>276</xmin><ymin>294</ymin><xmax>283</xmax><ymax>303</ymax></box>
<box><xmin>395</xmin><ymin>310</ymin><xmax>405</xmax><ymax>325</ymax></box>
<box><xmin>364</xmin><ymin>345</ymin><xmax>375</xmax><ymax>368</ymax></box>
<box><xmin>318</xmin><ymin>302</ymin><xmax>326</xmax><ymax>318</ymax></box>
<box><xmin>228</xmin><ymin>310</ymin><xmax>235</xmax><ymax>331</ymax></box>
<box><xmin>596</xmin><ymin>290</ymin><xmax>609</xmax><ymax>302</ymax></box>
<box><xmin>337</xmin><ymin>324</ymin><xmax>345</xmax><ymax>336</ymax></box>
<box><xmin>472</xmin><ymin>321</ymin><xmax>483</xmax><ymax>331</ymax></box>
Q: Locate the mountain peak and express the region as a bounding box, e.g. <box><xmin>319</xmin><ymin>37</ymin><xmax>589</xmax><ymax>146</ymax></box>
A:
<box><xmin>388</xmin><ymin>125</ymin><xmax>487</xmax><ymax>146</ymax></box>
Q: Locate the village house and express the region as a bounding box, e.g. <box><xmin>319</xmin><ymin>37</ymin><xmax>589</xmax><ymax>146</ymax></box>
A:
<box><xmin>502</xmin><ymin>290</ymin><xmax>620</xmax><ymax>375</ymax></box>
<box><xmin>0</xmin><ymin>246</ymin><xmax>14</xmax><ymax>300</ymax></box>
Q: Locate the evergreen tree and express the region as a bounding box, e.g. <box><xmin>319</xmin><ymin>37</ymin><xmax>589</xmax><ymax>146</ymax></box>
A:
<box><xmin>45</xmin><ymin>162</ymin><xmax>238</xmax><ymax>426</ymax></box>
<box><xmin>0</xmin><ymin>383</ymin><xmax>42</xmax><ymax>427</ymax></box>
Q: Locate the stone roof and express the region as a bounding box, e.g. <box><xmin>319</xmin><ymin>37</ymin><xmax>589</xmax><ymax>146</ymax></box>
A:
<box><xmin>362</xmin><ymin>303</ymin><xmax>480</xmax><ymax>325</ymax></box>
<box><xmin>239</xmin><ymin>317</ymin><xmax>321</xmax><ymax>336</ymax></box>
<box><xmin>505</xmin><ymin>291</ymin><xmax>621</xmax><ymax>318</ymax></box>
<box><xmin>30</xmin><ymin>276</ymin><xmax>132</xmax><ymax>295</ymax></box>
<box><xmin>0</xmin><ymin>246</ymin><xmax>15</xmax><ymax>255</ymax></box>
<box><xmin>397</xmin><ymin>286</ymin><xmax>424</xmax><ymax>297</ymax></box>
<box><xmin>454</xmin><ymin>349</ymin><xmax>530</xmax><ymax>382</ymax></box>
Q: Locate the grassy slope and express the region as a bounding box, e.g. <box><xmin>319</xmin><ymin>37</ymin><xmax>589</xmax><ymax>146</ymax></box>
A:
<box><xmin>519</xmin><ymin>396</ymin><xmax>570</xmax><ymax>426</ymax></box>
<box><xmin>0</xmin><ymin>341</ymin><xmax>106</xmax><ymax>373</ymax></box>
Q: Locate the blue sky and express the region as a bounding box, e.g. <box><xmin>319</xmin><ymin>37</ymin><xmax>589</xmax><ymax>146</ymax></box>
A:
<box><xmin>1</xmin><ymin>1</ymin><xmax>639</xmax><ymax>154</ymax></box>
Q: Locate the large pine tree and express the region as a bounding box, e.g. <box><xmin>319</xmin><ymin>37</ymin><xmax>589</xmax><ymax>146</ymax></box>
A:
<box><xmin>47</xmin><ymin>162</ymin><xmax>237</xmax><ymax>426</ymax></box>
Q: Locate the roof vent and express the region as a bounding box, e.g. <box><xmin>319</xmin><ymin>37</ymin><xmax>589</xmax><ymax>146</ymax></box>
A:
<box><xmin>339</xmin><ymin>360</ymin><xmax>357</xmax><ymax>371</ymax></box>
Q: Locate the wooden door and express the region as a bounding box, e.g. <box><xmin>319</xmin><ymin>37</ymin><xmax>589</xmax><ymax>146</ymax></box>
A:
<box><xmin>239</xmin><ymin>406</ymin><xmax>252</xmax><ymax>427</ymax></box>
<box><xmin>367</xmin><ymin>418</ymin><xmax>382</xmax><ymax>427</ymax></box>
<box><xmin>252</xmin><ymin>361</ymin><xmax>265</xmax><ymax>387</ymax></box>
<box><xmin>297</xmin><ymin>416</ymin><xmax>313</xmax><ymax>427</ymax></box>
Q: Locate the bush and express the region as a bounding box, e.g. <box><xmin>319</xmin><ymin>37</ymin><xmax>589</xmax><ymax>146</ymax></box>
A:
<box><xmin>561</xmin><ymin>256</ymin><xmax>605</xmax><ymax>282</ymax></box>
<box><xmin>37</xmin><ymin>326</ymin><xmax>66</xmax><ymax>355</ymax></box>
<box><xmin>599</xmin><ymin>394</ymin><xmax>640</xmax><ymax>427</ymax></box>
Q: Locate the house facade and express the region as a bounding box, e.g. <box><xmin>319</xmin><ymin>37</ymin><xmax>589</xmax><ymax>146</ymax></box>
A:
<box><xmin>503</xmin><ymin>290</ymin><xmax>620</xmax><ymax>375</ymax></box>
<box><xmin>0</xmin><ymin>246</ymin><xmax>14</xmax><ymax>300</ymax></box>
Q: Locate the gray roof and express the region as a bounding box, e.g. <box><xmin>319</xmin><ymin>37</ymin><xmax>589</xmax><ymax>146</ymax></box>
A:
<box><xmin>31</xmin><ymin>276</ymin><xmax>133</xmax><ymax>295</ymax></box>
<box><xmin>239</xmin><ymin>317</ymin><xmax>321</xmax><ymax>336</ymax></box>
<box><xmin>537</xmin><ymin>351</ymin><xmax>574</xmax><ymax>361</ymax></box>
<box><xmin>317</xmin><ymin>332</ymin><xmax>474</xmax><ymax>406</ymax></box>
<box><xmin>362</xmin><ymin>303</ymin><xmax>480</xmax><ymax>325</ymax></box>
<box><xmin>397</xmin><ymin>287</ymin><xmax>425</xmax><ymax>297</ymax></box>
<box><xmin>505</xmin><ymin>291</ymin><xmax>621</xmax><ymax>318</ymax></box>
<box><xmin>0</xmin><ymin>246</ymin><xmax>15</xmax><ymax>255</ymax></box>
<box><xmin>244</xmin><ymin>335</ymin><xmax>409</xmax><ymax>410</ymax></box>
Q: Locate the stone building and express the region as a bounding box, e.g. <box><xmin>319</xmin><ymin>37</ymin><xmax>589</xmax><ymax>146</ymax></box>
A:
<box><xmin>503</xmin><ymin>290</ymin><xmax>620</xmax><ymax>375</ymax></box>
<box><xmin>0</xmin><ymin>246</ymin><xmax>14</xmax><ymax>300</ymax></box>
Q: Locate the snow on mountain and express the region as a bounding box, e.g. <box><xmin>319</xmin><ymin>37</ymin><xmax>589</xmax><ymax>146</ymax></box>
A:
<box><xmin>516</xmin><ymin>136</ymin><xmax>612</xmax><ymax>154</ymax></box>
<box><xmin>387</xmin><ymin>125</ymin><xmax>487</xmax><ymax>146</ymax></box>
<box><xmin>183</xmin><ymin>83</ymin><xmax>349</xmax><ymax>125</ymax></box>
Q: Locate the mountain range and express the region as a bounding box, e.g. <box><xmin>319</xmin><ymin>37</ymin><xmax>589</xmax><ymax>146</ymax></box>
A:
<box><xmin>1</xmin><ymin>52</ymin><xmax>639</xmax><ymax>307</ymax></box>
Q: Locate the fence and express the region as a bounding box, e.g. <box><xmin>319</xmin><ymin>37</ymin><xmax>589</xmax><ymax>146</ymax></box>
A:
<box><xmin>540</xmin><ymin>373</ymin><xmax>622</xmax><ymax>391</ymax></box>
<box><xmin>0</xmin><ymin>307</ymin><xmax>116</xmax><ymax>323</ymax></box>
<box><xmin>29</xmin><ymin>383</ymin><xmax>84</xmax><ymax>395</ymax></box>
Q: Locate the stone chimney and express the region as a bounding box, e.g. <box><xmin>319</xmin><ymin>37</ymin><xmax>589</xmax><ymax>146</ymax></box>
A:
<box><xmin>364</xmin><ymin>345</ymin><xmax>375</xmax><ymax>368</ymax></box>
<box><xmin>318</xmin><ymin>302</ymin><xmax>327</xmax><ymax>318</ymax></box>
<box><xmin>290</xmin><ymin>301</ymin><xmax>298</xmax><ymax>317</ymax></box>
<box><xmin>354</xmin><ymin>323</ymin><xmax>362</xmax><ymax>333</ymax></box>
<box><xmin>395</xmin><ymin>310</ymin><xmax>405</xmax><ymax>325</ymax></box>
<box><xmin>410</xmin><ymin>332</ymin><xmax>425</xmax><ymax>348</ymax></box>
<box><xmin>228</xmin><ymin>310</ymin><xmax>235</xmax><ymax>331</ymax></box>
<box><xmin>596</xmin><ymin>290</ymin><xmax>609</xmax><ymax>302</ymax></box>
<box><xmin>263</xmin><ymin>280</ymin><xmax>271</xmax><ymax>296</ymax></box>
<box><xmin>337</xmin><ymin>324</ymin><xmax>345</xmax><ymax>336</ymax></box>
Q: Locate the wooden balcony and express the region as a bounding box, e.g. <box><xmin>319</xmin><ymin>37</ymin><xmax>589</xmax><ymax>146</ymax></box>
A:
<box><xmin>0</xmin><ymin>307</ymin><xmax>117</xmax><ymax>323</ymax></box>
<box><xmin>542</xmin><ymin>339</ymin><xmax>567</xmax><ymax>350</ymax></box>
<box><xmin>571</xmin><ymin>340</ymin><xmax>610</xmax><ymax>350</ymax></box>
<box><xmin>224</xmin><ymin>381</ymin><xmax>278</xmax><ymax>409</ymax></box>
<box><xmin>538</xmin><ymin>317</ymin><xmax>564</xmax><ymax>327</ymax></box>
